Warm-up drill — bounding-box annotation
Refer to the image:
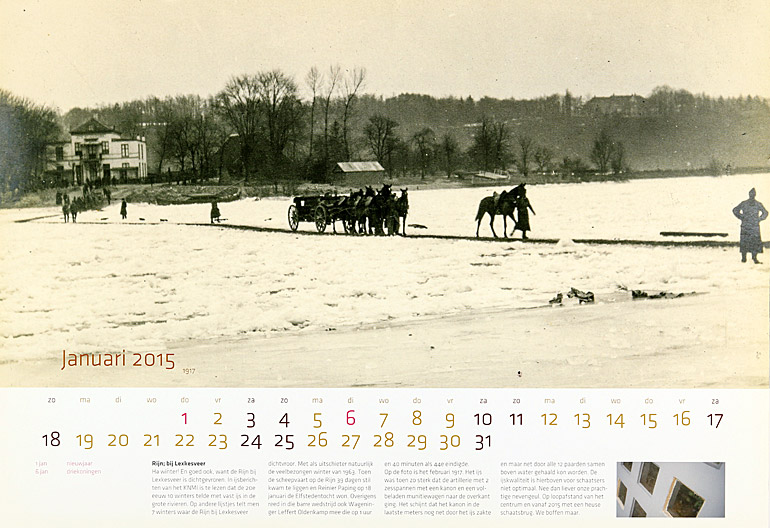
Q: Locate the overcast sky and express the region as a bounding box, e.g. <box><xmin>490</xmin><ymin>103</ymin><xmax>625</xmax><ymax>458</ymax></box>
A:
<box><xmin>1</xmin><ymin>0</ymin><xmax>768</xmax><ymax>111</ymax></box>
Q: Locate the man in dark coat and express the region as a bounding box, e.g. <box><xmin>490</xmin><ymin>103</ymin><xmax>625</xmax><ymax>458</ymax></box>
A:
<box><xmin>512</xmin><ymin>188</ymin><xmax>536</xmax><ymax>239</ymax></box>
<box><xmin>120</xmin><ymin>198</ymin><xmax>128</xmax><ymax>220</ymax></box>
<box><xmin>733</xmin><ymin>188</ymin><xmax>768</xmax><ymax>263</ymax></box>
<box><xmin>210</xmin><ymin>200</ymin><xmax>221</xmax><ymax>223</ymax></box>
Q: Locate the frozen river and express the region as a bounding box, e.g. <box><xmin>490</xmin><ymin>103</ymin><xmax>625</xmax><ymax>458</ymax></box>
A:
<box><xmin>1</xmin><ymin>173</ymin><xmax>767</xmax><ymax>387</ymax></box>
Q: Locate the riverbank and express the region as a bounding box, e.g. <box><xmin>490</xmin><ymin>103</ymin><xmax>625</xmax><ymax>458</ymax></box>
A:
<box><xmin>2</xmin><ymin>167</ymin><xmax>768</xmax><ymax>208</ymax></box>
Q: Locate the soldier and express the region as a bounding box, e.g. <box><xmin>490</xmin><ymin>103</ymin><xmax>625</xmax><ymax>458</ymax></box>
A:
<box><xmin>733</xmin><ymin>188</ymin><xmax>768</xmax><ymax>263</ymax></box>
<box><xmin>511</xmin><ymin>188</ymin><xmax>536</xmax><ymax>239</ymax></box>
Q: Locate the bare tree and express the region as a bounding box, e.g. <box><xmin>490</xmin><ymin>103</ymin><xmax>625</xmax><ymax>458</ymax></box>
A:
<box><xmin>533</xmin><ymin>145</ymin><xmax>554</xmax><ymax>173</ymax></box>
<box><xmin>326</xmin><ymin>120</ymin><xmax>346</xmax><ymax>164</ymax></box>
<box><xmin>469</xmin><ymin>116</ymin><xmax>495</xmax><ymax>172</ymax></box>
<box><xmin>321</xmin><ymin>65</ymin><xmax>341</xmax><ymax>161</ymax></box>
<box><xmin>493</xmin><ymin>123</ymin><xmax>511</xmax><ymax>171</ymax></box>
<box><xmin>515</xmin><ymin>134</ymin><xmax>533</xmax><ymax>177</ymax></box>
<box><xmin>610</xmin><ymin>141</ymin><xmax>625</xmax><ymax>174</ymax></box>
<box><xmin>145</xmin><ymin>96</ymin><xmax>176</xmax><ymax>177</ymax></box>
<box><xmin>216</xmin><ymin>71</ymin><xmax>303</xmax><ymax>183</ymax></box>
<box><xmin>340</xmin><ymin>67</ymin><xmax>366</xmax><ymax>160</ymax></box>
<box><xmin>169</xmin><ymin>95</ymin><xmax>199</xmax><ymax>181</ymax></box>
<box><xmin>364</xmin><ymin>114</ymin><xmax>399</xmax><ymax>171</ymax></box>
<box><xmin>412</xmin><ymin>127</ymin><xmax>436</xmax><ymax>179</ymax></box>
<box><xmin>194</xmin><ymin>97</ymin><xmax>226</xmax><ymax>182</ymax></box>
<box><xmin>590</xmin><ymin>129</ymin><xmax>614</xmax><ymax>173</ymax></box>
<box><xmin>440</xmin><ymin>132</ymin><xmax>459</xmax><ymax>177</ymax></box>
<box><xmin>469</xmin><ymin>118</ymin><xmax>509</xmax><ymax>172</ymax></box>
<box><xmin>253</xmin><ymin>70</ymin><xmax>303</xmax><ymax>174</ymax></box>
<box><xmin>304</xmin><ymin>66</ymin><xmax>322</xmax><ymax>160</ymax></box>
<box><xmin>389</xmin><ymin>137</ymin><xmax>411</xmax><ymax>177</ymax></box>
<box><xmin>216</xmin><ymin>75</ymin><xmax>263</xmax><ymax>181</ymax></box>
<box><xmin>0</xmin><ymin>89</ymin><xmax>60</xmax><ymax>192</ymax></box>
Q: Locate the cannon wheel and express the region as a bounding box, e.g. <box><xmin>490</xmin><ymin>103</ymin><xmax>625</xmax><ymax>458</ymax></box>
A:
<box><xmin>386</xmin><ymin>213</ymin><xmax>399</xmax><ymax>236</ymax></box>
<box><xmin>314</xmin><ymin>205</ymin><xmax>328</xmax><ymax>233</ymax></box>
<box><xmin>288</xmin><ymin>204</ymin><xmax>299</xmax><ymax>231</ymax></box>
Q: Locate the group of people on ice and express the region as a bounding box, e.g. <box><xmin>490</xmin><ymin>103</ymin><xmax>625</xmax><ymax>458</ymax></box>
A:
<box><xmin>60</xmin><ymin>193</ymin><xmax>79</xmax><ymax>222</ymax></box>
<box><xmin>61</xmin><ymin>190</ymin><xmax>127</xmax><ymax>222</ymax></box>
<box><xmin>59</xmin><ymin>182</ymin><xmax>124</xmax><ymax>222</ymax></box>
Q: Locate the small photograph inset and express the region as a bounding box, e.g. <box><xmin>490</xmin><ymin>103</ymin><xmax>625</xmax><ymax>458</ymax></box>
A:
<box><xmin>616</xmin><ymin>462</ymin><xmax>724</xmax><ymax>518</ymax></box>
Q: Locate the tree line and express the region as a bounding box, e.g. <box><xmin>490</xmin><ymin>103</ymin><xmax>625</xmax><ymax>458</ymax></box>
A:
<box><xmin>2</xmin><ymin>72</ymin><xmax>769</xmax><ymax>195</ymax></box>
<box><xmin>1</xmin><ymin>89</ymin><xmax>60</xmax><ymax>193</ymax></box>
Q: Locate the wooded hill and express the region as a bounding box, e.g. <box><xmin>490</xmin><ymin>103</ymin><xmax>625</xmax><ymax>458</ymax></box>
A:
<box><xmin>3</xmin><ymin>81</ymin><xmax>769</xmax><ymax>197</ymax></box>
<box><xmin>63</xmin><ymin>89</ymin><xmax>770</xmax><ymax>178</ymax></box>
<box><xmin>350</xmin><ymin>92</ymin><xmax>770</xmax><ymax>171</ymax></box>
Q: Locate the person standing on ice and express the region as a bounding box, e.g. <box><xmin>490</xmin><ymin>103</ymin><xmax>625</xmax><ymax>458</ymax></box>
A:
<box><xmin>511</xmin><ymin>188</ymin><xmax>536</xmax><ymax>239</ymax></box>
<box><xmin>210</xmin><ymin>200</ymin><xmax>221</xmax><ymax>223</ymax></box>
<box><xmin>733</xmin><ymin>188</ymin><xmax>768</xmax><ymax>263</ymax></box>
<box><xmin>120</xmin><ymin>198</ymin><xmax>128</xmax><ymax>220</ymax></box>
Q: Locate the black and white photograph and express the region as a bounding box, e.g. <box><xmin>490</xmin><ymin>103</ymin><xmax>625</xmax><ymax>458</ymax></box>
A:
<box><xmin>0</xmin><ymin>1</ymin><xmax>768</xmax><ymax>390</ymax></box>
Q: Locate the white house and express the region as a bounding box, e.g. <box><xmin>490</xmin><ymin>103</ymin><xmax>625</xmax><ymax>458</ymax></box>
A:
<box><xmin>46</xmin><ymin>117</ymin><xmax>148</xmax><ymax>185</ymax></box>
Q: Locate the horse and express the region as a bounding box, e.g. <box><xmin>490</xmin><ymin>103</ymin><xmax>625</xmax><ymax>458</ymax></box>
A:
<box><xmin>366</xmin><ymin>184</ymin><xmax>393</xmax><ymax>235</ymax></box>
<box><xmin>475</xmin><ymin>191</ymin><xmax>517</xmax><ymax>237</ymax></box>
<box><xmin>380</xmin><ymin>187</ymin><xmax>403</xmax><ymax>236</ymax></box>
<box><xmin>474</xmin><ymin>184</ymin><xmax>527</xmax><ymax>238</ymax></box>
<box><xmin>356</xmin><ymin>186</ymin><xmax>377</xmax><ymax>234</ymax></box>
<box><xmin>394</xmin><ymin>188</ymin><xmax>409</xmax><ymax>236</ymax></box>
<box><xmin>342</xmin><ymin>189</ymin><xmax>365</xmax><ymax>234</ymax></box>
<box><xmin>325</xmin><ymin>192</ymin><xmax>350</xmax><ymax>234</ymax></box>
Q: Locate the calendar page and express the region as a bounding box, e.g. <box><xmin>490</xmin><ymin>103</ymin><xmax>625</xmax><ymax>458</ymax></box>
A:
<box><xmin>1</xmin><ymin>1</ymin><xmax>769</xmax><ymax>527</ymax></box>
<box><xmin>1</xmin><ymin>388</ymin><xmax>766</xmax><ymax>526</ymax></box>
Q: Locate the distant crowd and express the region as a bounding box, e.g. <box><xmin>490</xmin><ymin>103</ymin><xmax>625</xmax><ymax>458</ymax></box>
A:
<box><xmin>57</xmin><ymin>181</ymin><xmax>115</xmax><ymax>223</ymax></box>
<box><xmin>57</xmin><ymin>180</ymin><xmax>218</xmax><ymax>224</ymax></box>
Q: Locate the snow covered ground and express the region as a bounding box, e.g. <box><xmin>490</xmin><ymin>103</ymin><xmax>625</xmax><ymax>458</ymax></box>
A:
<box><xmin>1</xmin><ymin>174</ymin><xmax>768</xmax><ymax>387</ymax></box>
<box><xmin>32</xmin><ymin>172</ymin><xmax>770</xmax><ymax>240</ymax></box>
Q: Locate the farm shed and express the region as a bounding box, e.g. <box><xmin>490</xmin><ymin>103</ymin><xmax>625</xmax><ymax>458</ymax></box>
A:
<box><xmin>333</xmin><ymin>161</ymin><xmax>386</xmax><ymax>185</ymax></box>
